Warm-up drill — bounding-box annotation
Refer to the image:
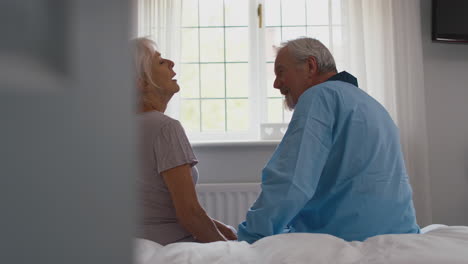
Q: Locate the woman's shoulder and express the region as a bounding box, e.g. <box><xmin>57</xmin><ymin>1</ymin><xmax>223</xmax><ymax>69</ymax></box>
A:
<box><xmin>138</xmin><ymin>111</ymin><xmax>189</xmax><ymax>142</ymax></box>
<box><xmin>139</xmin><ymin>111</ymin><xmax>182</xmax><ymax>129</ymax></box>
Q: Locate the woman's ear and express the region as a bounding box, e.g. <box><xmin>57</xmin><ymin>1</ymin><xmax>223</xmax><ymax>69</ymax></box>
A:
<box><xmin>137</xmin><ymin>78</ymin><xmax>149</xmax><ymax>93</ymax></box>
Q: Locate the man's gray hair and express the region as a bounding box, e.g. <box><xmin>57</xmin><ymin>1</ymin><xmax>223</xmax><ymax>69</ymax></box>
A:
<box><xmin>279</xmin><ymin>37</ymin><xmax>337</xmax><ymax>73</ymax></box>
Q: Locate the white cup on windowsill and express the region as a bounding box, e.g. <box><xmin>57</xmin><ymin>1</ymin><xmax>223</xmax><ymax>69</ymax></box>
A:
<box><xmin>260</xmin><ymin>123</ymin><xmax>288</xmax><ymax>140</ymax></box>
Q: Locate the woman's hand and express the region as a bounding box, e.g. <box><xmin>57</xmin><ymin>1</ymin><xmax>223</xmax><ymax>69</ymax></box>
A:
<box><xmin>162</xmin><ymin>164</ymin><xmax>227</xmax><ymax>243</ymax></box>
<box><xmin>213</xmin><ymin>220</ymin><xmax>238</xmax><ymax>240</ymax></box>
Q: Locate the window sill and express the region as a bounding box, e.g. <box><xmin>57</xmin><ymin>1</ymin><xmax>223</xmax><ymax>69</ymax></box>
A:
<box><xmin>191</xmin><ymin>140</ymin><xmax>281</xmax><ymax>148</ymax></box>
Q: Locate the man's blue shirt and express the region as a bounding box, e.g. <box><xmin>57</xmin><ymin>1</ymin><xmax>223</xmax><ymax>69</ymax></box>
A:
<box><xmin>238</xmin><ymin>72</ymin><xmax>420</xmax><ymax>244</ymax></box>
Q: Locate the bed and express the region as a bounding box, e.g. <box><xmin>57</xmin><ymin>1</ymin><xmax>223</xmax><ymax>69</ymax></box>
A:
<box><xmin>134</xmin><ymin>225</ymin><xmax>468</xmax><ymax>264</ymax></box>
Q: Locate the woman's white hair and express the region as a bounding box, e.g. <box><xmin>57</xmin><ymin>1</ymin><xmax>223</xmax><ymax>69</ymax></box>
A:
<box><xmin>130</xmin><ymin>37</ymin><xmax>160</xmax><ymax>88</ymax></box>
<box><xmin>279</xmin><ymin>37</ymin><xmax>337</xmax><ymax>73</ymax></box>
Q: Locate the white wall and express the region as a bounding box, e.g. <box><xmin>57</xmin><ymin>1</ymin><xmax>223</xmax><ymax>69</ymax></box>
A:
<box><xmin>421</xmin><ymin>0</ymin><xmax>468</xmax><ymax>225</ymax></box>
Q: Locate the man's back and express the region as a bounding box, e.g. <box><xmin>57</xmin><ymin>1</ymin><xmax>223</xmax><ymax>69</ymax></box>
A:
<box><xmin>290</xmin><ymin>77</ymin><xmax>420</xmax><ymax>241</ymax></box>
<box><xmin>238</xmin><ymin>72</ymin><xmax>420</xmax><ymax>243</ymax></box>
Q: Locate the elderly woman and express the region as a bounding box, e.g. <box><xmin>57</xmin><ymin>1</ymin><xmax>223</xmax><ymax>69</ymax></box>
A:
<box><xmin>132</xmin><ymin>37</ymin><xmax>236</xmax><ymax>245</ymax></box>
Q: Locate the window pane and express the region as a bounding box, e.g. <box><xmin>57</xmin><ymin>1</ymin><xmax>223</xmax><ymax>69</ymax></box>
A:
<box><xmin>265</xmin><ymin>27</ymin><xmax>281</xmax><ymax>62</ymax></box>
<box><xmin>282</xmin><ymin>0</ymin><xmax>306</xmax><ymax>26</ymax></box>
<box><xmin>182</xmin><ymin>0</ymin><xmax>198</xmax><ymax>27</ymax></box>
<box><xmin>201</xmin><ymin>99</ymin><xmax>225</xmax><ymax>131</ymax></box>
<box><xmin>306</xmin><ymin>26</ymin><xmax>330</xmax><ymax>47</ymax></box>
<box><xmin>226</xmin><ymin>63</ymin><xmax>248</xmax><ymax>97</ymax></box>
<box><xmin>332</xmin><ymin>0</ymin><xmax>342</xmax><ymax>25</ymax></box>
<box><xmin>199</xmin><ymin>0</ymin><xmax>223</xmax><ymax>26</ymax></box>
<box><xmin>179</xmin><ymin>64</ymin><xmax>200</xmax><ymax>98</ymax></box>
<box><xmin>306</xmin><ymin>0</ymin><xmax>329</xmax><ymax>25</ymax></box>
<box><xmin>265</xmin><ymin>0</ymin><xmax>281</xmax><ymax>26</ymax></box>
<box><xmin>266</xmin><ymin>62</ymin><xmax>281</xmax><ymax>97</ymax></box>
<box><xmin>200</xmin><ymin>28</ymin><xmax>224</xmax><ymax>62</ymax></box>
<box><xmin>267</xmin><ymin>98</ymin><xmax>284</xmax><ymax>123</ymax></box>
<box><xmin>225</xmin><ymin>0</ymin><xmax>248</xmax><ymax>26</ymax></box>
<box><xmin>180</xmin><ymin>99</ymin><xmax>200</xmax><ymax>132</ymax></box>
<box><xmin>226</xmin><ymin>27</ymin><xmax>249</xmax><ymax>62</ymax></box>
<box><xmin>282</xmin><ymin>26</ymin><xmax>307</xmax><ymax>41</ymax></box>
<box><xmin>227</xmin><ymin>99</ymin><xmax>249</xmax><ymax>131</ymax></box>
<box><xmin>200</xmin><ymin>64</ymin><xmax>225</xmax><ymax>98</ymax></box>
<box><xmin>181</xmin><ymin>28</ymin><xmax>199</xmax><ymax>62</ymax></box>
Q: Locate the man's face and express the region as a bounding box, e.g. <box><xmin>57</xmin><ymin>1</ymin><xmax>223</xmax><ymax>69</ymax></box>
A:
<box><xmin>273</xmin><ymin>47</ymin><xmax>309</xmax><ymax>110</ymax></box>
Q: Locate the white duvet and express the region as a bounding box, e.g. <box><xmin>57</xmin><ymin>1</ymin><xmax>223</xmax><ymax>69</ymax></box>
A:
<box><xmin>134</xmin><ymin>225</ymin><xmax>468</xmax><ymax>264</ymax></box>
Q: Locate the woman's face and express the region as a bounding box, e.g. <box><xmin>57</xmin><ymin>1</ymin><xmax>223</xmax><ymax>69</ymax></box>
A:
<box><xmin>149</xmin><ymin>52</ymin><xmax>180</xmax><ymax>94</ymax></box>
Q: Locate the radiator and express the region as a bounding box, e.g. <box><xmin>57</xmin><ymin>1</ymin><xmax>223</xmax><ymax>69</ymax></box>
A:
<box><xmin>196</xmin><ymin>183</ymin><xmax>261</xmax><ymax>229</ymax></box>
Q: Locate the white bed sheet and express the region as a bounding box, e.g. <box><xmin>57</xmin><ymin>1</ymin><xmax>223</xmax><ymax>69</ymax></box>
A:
<box><xmin>134</xmin><ymin>225</ymin><xmax>468</xmax><ymax>264</ymax></box>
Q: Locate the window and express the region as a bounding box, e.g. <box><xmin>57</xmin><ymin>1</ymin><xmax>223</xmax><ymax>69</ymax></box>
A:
<box><xmin>179</xmin><ymin>0</ymin><xmax>252</xmax><ymax>140</ymax></box>
<box><xmin>139</xmin><ymin>0</ymin><xmax>344</xmax><ymax>141</ymax></box>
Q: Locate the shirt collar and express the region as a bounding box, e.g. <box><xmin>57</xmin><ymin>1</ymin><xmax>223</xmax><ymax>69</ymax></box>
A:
<box><xmin>326</xmin><ymin>71</ymin><xmax>359</xmax><ymax>87</ymax></box>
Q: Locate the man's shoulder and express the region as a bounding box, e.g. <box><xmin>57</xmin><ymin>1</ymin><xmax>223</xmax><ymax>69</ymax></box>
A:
<box><xmin>296</xmin><ymin>83</ymin><xmax>341</xmax><ymax>113</ymax></box>
<box><xmin>321</xmin><ymin>80</ymin><xmax>360</xmax><ymax>94</ymax></box>
<box><xmin>303</xmin><ymin>81</ymin><xmax>347</xmax><ymax>98</ymax></box>
<box><xmin>298</xmin><ymin>80</ymin><xmax>390</xmax><ymax>120</ymax></box>
<box><xmin>317</xmin><ymin>79</ymin><xmax>380</xmax><ymax>107</ymax></box>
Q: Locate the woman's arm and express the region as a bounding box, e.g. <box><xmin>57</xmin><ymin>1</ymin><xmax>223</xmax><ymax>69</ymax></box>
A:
<box><xmin>162</xmin><ymin>164</ymin><xmax>227</xmax><ymax>243</ymax></box>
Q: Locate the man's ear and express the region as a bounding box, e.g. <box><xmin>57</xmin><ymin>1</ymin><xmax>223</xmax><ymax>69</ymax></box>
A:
<box><xmin>306</xmin><ymin>56</ymin><xmax>318</xmax><ymax>75</ymax></box>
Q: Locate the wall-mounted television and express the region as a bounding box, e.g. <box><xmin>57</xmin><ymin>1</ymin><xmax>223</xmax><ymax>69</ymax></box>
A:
<box><xmin>432</xmin><ymin>0</ymin><xmax>468</xmax><ymax>43</ymax></box>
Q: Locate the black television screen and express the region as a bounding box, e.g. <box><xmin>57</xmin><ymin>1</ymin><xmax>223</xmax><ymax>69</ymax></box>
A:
<box><xmin>432</xmin><ymin>0</ymin><xmax>468</xmax><ymax>43</ymax></box>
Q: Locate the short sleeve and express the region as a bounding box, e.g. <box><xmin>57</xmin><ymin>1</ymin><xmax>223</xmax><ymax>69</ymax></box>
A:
<box><xmin>154</xmin><ymin>120</ymin><xmax>198</xmax><ymax>174</ymax></box>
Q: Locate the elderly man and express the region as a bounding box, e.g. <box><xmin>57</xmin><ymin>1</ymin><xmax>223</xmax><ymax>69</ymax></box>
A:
<box><xmin>238</xmin><ymin>37</ymin><xmax>420</xmax><ymax>244</ymax></box>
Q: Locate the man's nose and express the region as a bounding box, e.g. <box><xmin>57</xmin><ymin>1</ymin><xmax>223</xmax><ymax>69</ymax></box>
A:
<box><xmin>273</xmin><ymin>78</ymin><xmax>281</xmax><ymax>89</ymax></box>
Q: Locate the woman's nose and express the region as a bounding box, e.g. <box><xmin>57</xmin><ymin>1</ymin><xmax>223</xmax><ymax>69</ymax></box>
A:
<box><xmin>167</xmin><ymin>59</ymin><xmax>175</xmax><ymax>68</ymax></box>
